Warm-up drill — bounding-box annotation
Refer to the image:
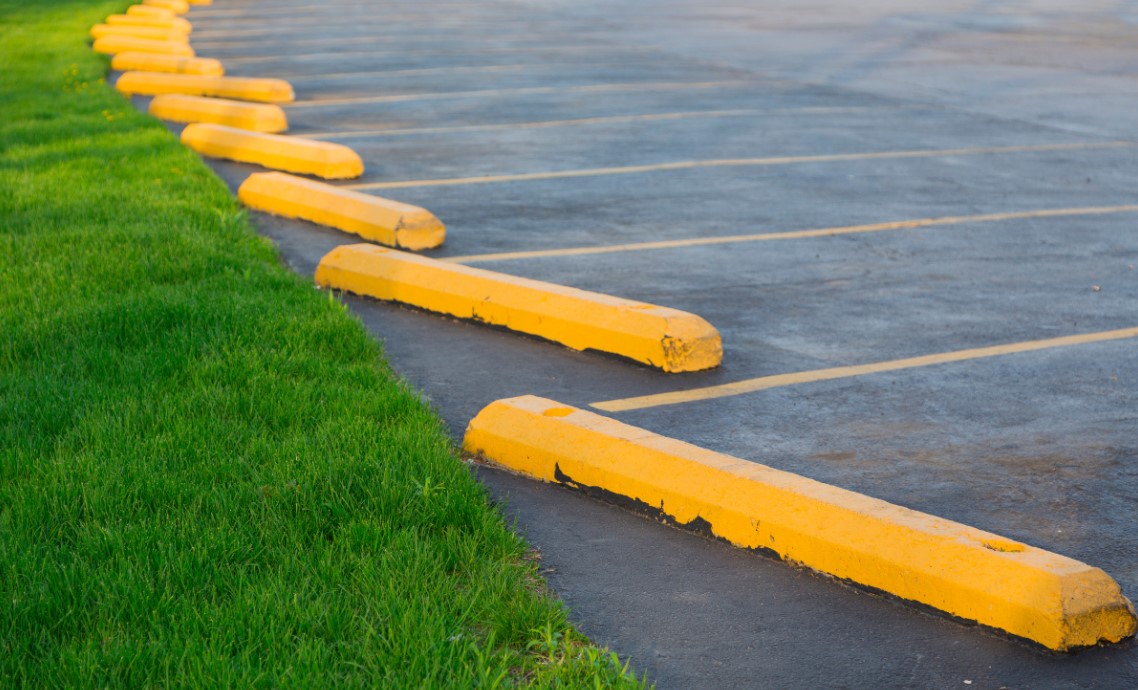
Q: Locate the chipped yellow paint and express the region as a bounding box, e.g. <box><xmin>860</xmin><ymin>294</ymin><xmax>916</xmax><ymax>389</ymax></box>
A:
<box><xmin>239</xmin><ymin>173</ymin><xmax>444</xmax><ymax>250</ymax></box>
<box><xmin>105</xmin><ymin>13</ymin><xmax>192</xmax><ymax>34</ymax></box>
<box><xmin>111</xmin><ymin>53</ymin><xmax>223</xmax><ymax>76</ymax></box>
<box><xmin>181</xmin><ymin>124</ymin><xmax>363</xmax><ymax>179</ymax></box>
<box><xmin>445</xmin><ymin>205</ymin><xmax>1138</xmax><ymax>264</ymax></box>
<box><xmin>89</xmin><ymin>23</ymin><xmax>185</xmax><ymax>42</ymax></box>
<box><xmin>115</xmin><ymin>72</ymin><xmax>294</xmax><ymax>103</ymax></box>
<box><xmin>150</xmin><ymin>95</ymin><xmax>287</xmax><ymax>132</ymax></box>
<box><xmin>315</xmin><ymin>245</ymin><xmax>722</xmax><ymax>372</ymax></box>
<box><xmin>594</xmin><ymin>326</ymin><xmax>1138</xmax><ymax>412</ymax></box>
<box><xmin>346</xmin><ymin>141</ymin><xmax>1134</xmax><ymax>191</ymax></box>
<box><xmin>126</xmin><ymin>5</ymin><xmax>176</xmax><ymax>18</ymax></box>
<box><xmin>92</xmin><ymin>35</ymin><xmax>194</xmax><ymax>57</ymax></box>
<box><xmin>142</xmin><ymin>0</ymin><xmax>190</xmax><ymax>14</ymax></box>
<box><xmin>464</xmin><ymin>395</ymin><xmax>1138</xmax><ymax>651</ymax></box>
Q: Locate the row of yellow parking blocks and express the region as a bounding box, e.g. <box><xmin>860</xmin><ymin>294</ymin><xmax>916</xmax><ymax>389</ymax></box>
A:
<box><xmin>91</xmin><ymin>0</ymin><xmax>1137</xmax><ymax>653</ymax></box>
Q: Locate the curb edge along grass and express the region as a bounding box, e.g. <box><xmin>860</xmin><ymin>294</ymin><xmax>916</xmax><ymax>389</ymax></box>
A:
<box><xmin>463</xmin><ymin>396</ymin><xmax>1138</xmax><ymax>652</ymax></box>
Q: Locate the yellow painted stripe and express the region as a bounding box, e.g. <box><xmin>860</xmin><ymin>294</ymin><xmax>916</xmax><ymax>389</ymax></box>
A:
<box><xmin>221</xmin><ymin>45</ymin><xmax>664</xmax><ymax>65</ymax></box>
<box><xmin>445</xmin><ymin>205</ymin><xmax>1138</xmax><ymax>264</ymax></box>
<box><xmin>306</xmin><ymin>106</ymin><xmax>914</xmax><ymax>140</ymax></box>
<box><xmin>111</xmin><ymin>53</ymin><xmax>223</xmax><ymax>76</ymax></box>
<box><xmin>347</xmin><ymin>141</ymin><xmax>1134</xmax><ymax>191</ymax></box>
<box><xmin>286</xmin><ymin>80</ymin><xmax>750</xmax><ymax>108</ymax></box>
<box><xmin>287</xmin><ymin>64</ymin><xmax>529</xmax><ymax>83</ymax></box>
<box><xmin>116</xmin><ymin>72</ymin><xmax>295</xmax><ymax>103</ymax></box>
<box><xmin>593</xmin><ymin>326</ymin><xmax>1138</xmax><ymax>412</ymax></box>
<box><xmin>150</xmin><ymin>95</ymin><xmax>288</xmax><ymax>133</ymax></box>
<box><xmin>239</xmin><ymin>173</ymin><xmax>445</xmax><ymax>250</ymax></box>
<box><xmin>192</xmin><ymin>33</ymin><xmax>489</xmax><ymax>50</ymax></box>
<box><xmin>181</xmin><ymin>124</ymin><xmax>364</xmax><ymax>180</ymax></box>
<box><xmin>315</xmin><ymin>244</ymin><xmax>722</xmax><ymax>372</ymax></box>
<box><xmin>464</xmin><ymin>395</ymin><xmax>1138</xmax><ymax>651</ymax></box>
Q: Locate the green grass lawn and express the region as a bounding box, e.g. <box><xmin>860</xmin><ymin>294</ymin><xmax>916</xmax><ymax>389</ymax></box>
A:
<box><xmin>0</xmin><ymin>1</ymin><xmax>648</xmax><ymax>686</ymax></box>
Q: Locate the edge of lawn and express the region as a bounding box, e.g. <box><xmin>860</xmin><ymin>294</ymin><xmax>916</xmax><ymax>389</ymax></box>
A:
<box><xmin>0</xmin><ymin>1</ymin><xmax>649</xmax><ymax>687</ymax></box>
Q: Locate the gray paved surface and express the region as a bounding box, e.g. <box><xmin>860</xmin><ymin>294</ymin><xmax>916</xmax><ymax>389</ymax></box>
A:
<box><xmin>136</xmin><ymin>0</ymin><xmax>1138</xmax><ymax>686</ymax></box>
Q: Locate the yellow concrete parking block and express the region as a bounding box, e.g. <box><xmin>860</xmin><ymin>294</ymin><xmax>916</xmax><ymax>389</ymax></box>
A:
<box><xmin>126</xmin><ymin>5</ymin><xmax>175</xmax><ymax>18</ymax></box>
<box><xmin>239</xmin><ymin>172</ymin><xmax>445</xmax><ymax>250</ymax></box>
<box><xmin>90</xmin><ymin>23</ymin><xmax>185</xmax><ymax>42</ymax></box>
<box><xmin>181</xmin><ymin>124</ymin><xmax>364</xmax><ymax>179</ymax></box>
<box><xmin>464</xmin><ymin>395</ymin><xmax>1138</xmax><ymax>651</ymax></box>
<box><xmin>142</xmin><ymin>0</ymin><xmax>190</xmax><ymax>14</ymax></box>
<box><xmin>93</xmin><ymin>35</ymin><xmax>194</xmax><ymax>57</ymax></box>
<box><xmin>111</xmin><ymin>53</ymin><xmax>223</xmax><ymax>76</ymax></box>
<box><xmin>187</xmin><ymin>0</ymin><xmax>212</xmax><ymax>5</ymax></box>
<box><xmin>315</xmin><ymin>246</ymin><xmax>722</xmax><ymax>371</ymax></box>
<box><xmin>150</xmin><ymin>95</ymin><xmax>287</xmax><ymax>132</ymax></box>
<box><xmin>115</xmin><ymin>72</ymin><xmax>294</xmax><ymax>103</ymax></box>
<box><xmin>105</xmin><ymin>13</ymin><xmax>192</xmax><ymax>34</ymax></box>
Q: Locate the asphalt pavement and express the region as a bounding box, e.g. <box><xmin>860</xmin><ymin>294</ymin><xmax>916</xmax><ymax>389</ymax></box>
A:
<box><xmin>134</xmin><ymin>0</ymin><xmax>1138</xmax><ymax>686</ymax></box>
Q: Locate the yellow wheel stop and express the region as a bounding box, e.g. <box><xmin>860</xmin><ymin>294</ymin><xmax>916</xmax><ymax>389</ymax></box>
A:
<box><xmin>315</xmin><ymin>245</ymin><xmax>722</xmax><ymax>371</ymax></box>
<box><xmin>181</xmin><ymin>124</ymin><xmax>364</xmax><ymax>180</ymax></box>
<box><xmin>111</xmin><ymin>53</ymin><xmax>222</xmax><ymax>76</ymax></box>
<box><xmin>115</xmin><ymin>72</ymin><xmax>294</xmax><ymax>103</ymax></box>
<box><xmin>90</xmin><ymin>24</ymin><xmax>184</xmax><ymax>41</ymax></box>
<box><xmin>105</xmin><ymin>13</ymin><xmax>192</xmax><ymax>34</ymax></box>
<box><xmin>240</xmin><ymin>173</ymin><xmax>444</xmax><ymax>250</ymax></box>
<box><xmin>142</xmin><ymin>0</ymin><xmax>190</xmax><ymax>14</ymax></box>
<box><xmin>151</xmin><ymin>95</ymin><xmax>287</xmax><ymax>133</ymax></box>
<box><xmin>93</xmin><ymin>35</ymin><xmax>194</xmax><ymax>57</ymax></box>
<box><xmin>463</xmin><ymin>395</ymin><xmax>1138</xmax><ymax>651</ymax></box>
<box><xmin>127</xmin><ymin>5</ymin><xmax>176</xmax><ymax>18</ymax></box>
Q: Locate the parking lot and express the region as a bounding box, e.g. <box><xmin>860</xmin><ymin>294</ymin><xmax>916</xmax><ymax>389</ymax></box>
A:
<box><xmin>152</xmin><ymin>0</ymin><xmax>1138</xmax><ymax>686</ymax></box>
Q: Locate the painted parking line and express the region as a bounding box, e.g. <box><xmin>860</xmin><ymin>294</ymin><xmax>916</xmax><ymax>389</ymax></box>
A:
<box><xmin>346</xmin><ymin>140</ymin><xmax>1135</xmax><ymax>191</ymax></box>
<box><xmin>592</xmin><ymin>326</ymin><xmax>1138</xmax><ymax>412</ymax></box>
<box><xmin>464</xmin><ymin>395</ymin><xmax>1137</xmax><ymax>652</ymax></box>
<box><xmin>283</xmin><ymin>64</ymin><xmax>531</xmax><ymax>83</ymax></box>
<box><xmin>286</xmin><ymin>80</ymin><xmax>754</xmax><ymax>108</ymax></box>
<box><xmin>221</xmin><ymin>45</ymin><xmax>663</xmax><ymax>65</ymax></box>
<box><xmin>193</xmin><ymin>32</ymin><xmax>609</xmax><ymax>50</ymax></box>
<box><xmin>443</xmin><ymin>205</ymin><xmax>1138</xmax><ymax>264</ymax></box>
<box><xmin>305</xmin><ymin>106</ymin><xmax>923</xmax><ymax>140</ymax></box>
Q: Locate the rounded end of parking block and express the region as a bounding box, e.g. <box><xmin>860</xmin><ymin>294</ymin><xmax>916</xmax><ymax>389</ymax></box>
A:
<box><xmin>238</xmin><ymin>172</ymin><xmax>444</xmax><ymax>249</ymax></box>
<box><xmin>143</xmin><ymin>0</ymin><xmax>190</xmax><ymax>15</ymax></box>
<box><xmin>151</xmin><ymin>95</ymin><xmax>287</xmax><ymax>132</ymax></box>
<box><xmin>462</xmin><ymin>395</ymin><xmax>1138</xmax><ymax>651</ymax></box>
<box><xmin>314</xmin><ymin>245</ymin><xmax>720</xmax><ymax>371</ymax></box>
<box><xmin>90</xmin><ymin>24</ymin><xmax>184</xmax><ymax>42</ymax></box>
<box><xmin>182</xmin><ymin>124</ymin><xmax>364</xmax><ymax>180</ymax></box>
<box><xmin>105</xmin><ymin>14</ymin><xmax>193</xmax><ymax>34</ymax></box>
<box><xmin>93</xmin><ymin>35</ymin><xmax>194</xmax><ymax>57</ymax></box>
<box><xmin>111</xmin><ymin>53</ymin><xmax>222</xmax><ymax>76</ymax></box>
